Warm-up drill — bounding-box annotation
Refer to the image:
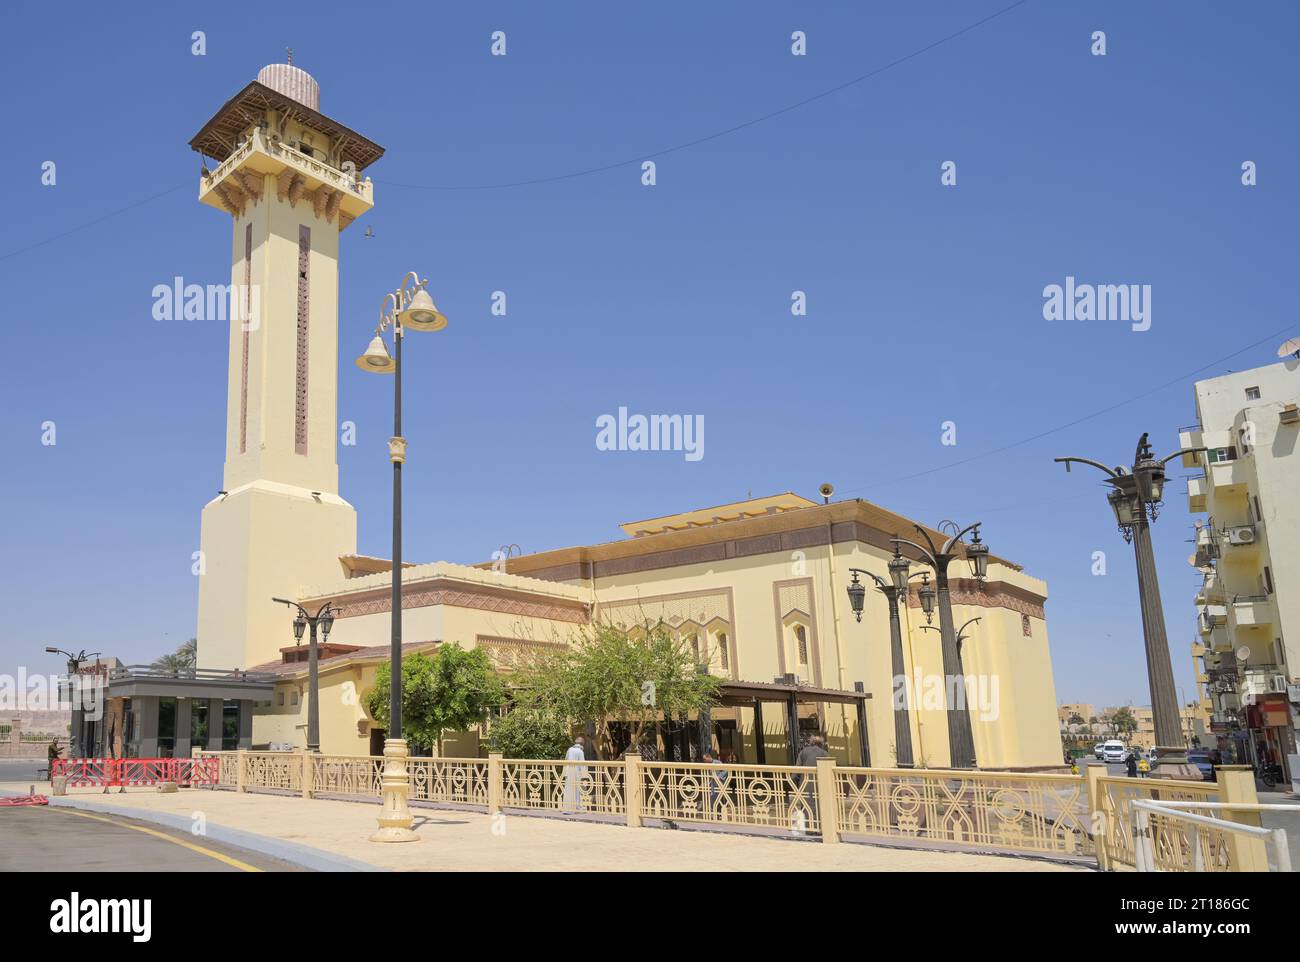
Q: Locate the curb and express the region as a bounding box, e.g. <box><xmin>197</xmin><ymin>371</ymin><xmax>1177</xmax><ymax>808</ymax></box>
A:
<box><xmin>0</xmin><ymin>788</ymin><xmax>386</xmax><ymax>872</ymax></box>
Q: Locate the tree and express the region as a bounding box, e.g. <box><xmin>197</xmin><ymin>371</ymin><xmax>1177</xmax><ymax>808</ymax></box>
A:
<box><xmin>488</xmin><ymin>705</ymin><xmax>571</xmax><ymax>759</ymax></box>
<box><xmin>1111</xmin><ymin>706</ymin><xmax>1138</xmax><ymax>743</ymax></box>
<box><xmin>517</xmin><ymin>619</ymin><xmax>720</xmax><ymax>758</ymax></box>
<box><xmin>152</xmin><ymin>638</ymin><xmax>197</xmax><ymax>673</ymax></box>
<box><xmin>365</xmin><ymin>645</ymin><xmax>506</xmax><ymax>755</ymax></box>
<box><xmin>1068</xmin><ymin>713</ymin><xmax>1084</xmax><ymax>726</ymax></box>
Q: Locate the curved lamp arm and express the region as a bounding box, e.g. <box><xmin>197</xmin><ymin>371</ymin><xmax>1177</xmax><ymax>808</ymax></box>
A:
<box><xmin>846</xmin><ymin>567</ymin><xmax>888</xmax><ymax>591</ymax></box>
<box><xmin>891</xmin><ymin>536</ymin><xmax>936</xmax><ymax>567</ymax></box>
<box><xmin>940</xmin><ymin>521</ymin><xmax>983</xmax><ymax>556</ymax></box>
<box><xmin>1160</xmin><ymin>447</ymin><xmax>1206</xmax><ymax>466</ymax></box>
<box><xmin>1055</xmin><ymin>456</ymin><xmax>1120</xmax><ymax>479</ymax></box>
<box><xmin>376</xmin><ymin>292</ymin><xmax>400</xmax><ymax>335</ymax></box>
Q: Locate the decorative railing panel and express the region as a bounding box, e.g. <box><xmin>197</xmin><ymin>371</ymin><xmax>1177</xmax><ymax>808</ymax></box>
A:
<box><xmin>409</xmin><ymin>758</ymin><xmax>490</xmax><ymax>805</ymax></box>
<box><xmin>1096</xmin><ymin>776</ymin><xmax>1223</xmax><ymax>870</ymax></box>
<box><xmin>312</xmin><ymin>755</ymin><xmax>382</xmax><ymax>797</ymax></box>
<box><xmin>500</xmin><ymin>760</ymin><xmax>625</xmax><ymax>816</ymax></box>
<box><xmin>834</xmin><ymin>767</ymin><xmax>1094</xmax><ymax>856</ymax></box>
<box><xmin>243</xmin><ymin>752</ymin><xmax>301</xmax><ymax>793</ymax></box>
<box><xmin>642</xmin><ymin>762</ymin><xmax>819</xmax><ymax>833</ymax></box>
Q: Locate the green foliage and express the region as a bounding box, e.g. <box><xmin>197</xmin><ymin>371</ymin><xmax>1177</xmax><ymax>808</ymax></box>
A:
<box><xmin>152</xmin><ymin>637</ymin><xmax>198</xmax><ymax>673</ymax></box>
<box><xmin>1111</xmin><ymin>706</ymin><xmax>1138</xmax><ymax>739</ymax></box>
<box><xmin>515</xmin><ymin>619</ymin><xmax>720</xmax><ymax>757</ymax></box>
<box><xmin>488</xmin><ymin>706</ymin><xmax>571</xmax><ymax>759</ymax></box>
<box><xmin>365</xmin><ymin>645</ymin><xmax>507</xmax><ymax>754</ymax></box>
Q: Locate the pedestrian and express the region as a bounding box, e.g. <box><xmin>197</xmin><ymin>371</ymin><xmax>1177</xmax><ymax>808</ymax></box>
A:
<box><xmin>1137</xmin><ymin>753</ymin><xmax>1150</xmax><ymax>777</ymax></box>
<box><xmin>47</xmin><ymin>738</ymin><xmax>62</xmax><ymax>781</ymax></box>
<box><xmin>793</xmin><ymin>734</ymin><xmax>829</xmax><ymax>834</ymax></box>
<box><xmin>563</xmin><ymin>735</ymin><xmax>588</xmax><ymax>812</ymax></box>
<box><xmin>1125</xmin><ymin>749</ymin><xmax>1138</xmax><ymax>778</ymax></box>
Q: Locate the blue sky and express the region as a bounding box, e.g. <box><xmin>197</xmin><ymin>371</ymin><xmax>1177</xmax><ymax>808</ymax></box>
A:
<box><xmin>1</xmin><ymin>1</ymin><xmax>1295</xmax><ymax>711</ymax></box>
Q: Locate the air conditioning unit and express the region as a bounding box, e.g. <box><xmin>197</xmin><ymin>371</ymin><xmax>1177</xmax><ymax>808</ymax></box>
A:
<box><xmin>1280</xmin><ymin>403</ymin><xmax>1299</xmax><ymax>425</ymax></box>
<box><xmin>1270</xmin><ymin>674</ymin><xmax>1288</xmax><ymax>693</ymax></box>
<box><xmin>1227</xmin><ymin>525</ymin><xmax>1256</xmax><ymax>545</ymax></box>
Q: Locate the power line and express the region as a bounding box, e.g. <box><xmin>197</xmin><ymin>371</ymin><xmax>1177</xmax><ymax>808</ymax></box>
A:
<box><xmin>838</xmin><ymin>322</ymin><xmax>1300</xmax><ymax>498</ymax></box>
<box><xmin>0</xmin><ymin>182</ymin><xmax>189</xmax><ymax>265</ymax></box>
<box><xmin>377</xmin><ymin>0</ymin><xmax>1032</xmax><ymax>192</ymax></box>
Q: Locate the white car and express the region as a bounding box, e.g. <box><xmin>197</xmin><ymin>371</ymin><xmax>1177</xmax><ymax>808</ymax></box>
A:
<box><xmin>1093</xmin><ymin>742</ymin><xmax>1107</xmax><ymax>760</ymax></box>
<box><xmin>1101</xmin><ymin>740</ymin><xmax>1127</xmax><ymax>763</ymax></box>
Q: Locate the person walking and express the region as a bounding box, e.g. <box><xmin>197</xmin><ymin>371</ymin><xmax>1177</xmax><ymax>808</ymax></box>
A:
<box><xmin>793</xmin><ymin>734</ymin><xmax>829</xmax><ymax>834</ymax></box>
<box><xmin>563</xmin><ymin>735</ymin><xmax>587</xmax><ymax>812</ymax></box>
<box><xmin>1125</xmin><ymin>748</ymin><xmax>1139</xmax><ymax>779</ymax></box>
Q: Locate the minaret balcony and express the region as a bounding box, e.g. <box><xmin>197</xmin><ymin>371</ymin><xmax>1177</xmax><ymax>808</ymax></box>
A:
<box><xmin>198</xmin><ymin>126</ymin><xmax>373</xmax><ymax>228</ymax></box>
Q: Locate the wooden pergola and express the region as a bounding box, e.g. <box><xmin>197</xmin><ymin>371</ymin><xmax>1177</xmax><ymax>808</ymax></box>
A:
<box><xmin>716</xmin><ymin>676</ymin><xmax>872</xmax><ymax>766</ymax></box>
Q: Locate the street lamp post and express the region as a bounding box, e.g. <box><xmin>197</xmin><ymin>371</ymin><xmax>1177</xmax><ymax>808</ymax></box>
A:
<box><xmin>355</xmin><ymin>271</ymin><xmax>447</xmax><ymax>843</ymax></box>
<box><xmin>845</xmin><ymin>545</ymin><xmax>932</xmax><ymax>768</ymax></box>
<box><xmin>890</xmin><ymin>522</ymin><xmax>990</xmax><ymax>770</ymax></box>
<box><xmin>270</xmin><ymin>599</ymin><xmax>340</xmax><ymax>752</ymax></box>
<box><xmin>46</xmin><ymin>647</ymin><xmax>99</xmax><ymax>759</ymax></box>
<box><xmin>1055</xmin><ymin>432</ymin><xmax>1204</xmax><ymax>779</ymax></box>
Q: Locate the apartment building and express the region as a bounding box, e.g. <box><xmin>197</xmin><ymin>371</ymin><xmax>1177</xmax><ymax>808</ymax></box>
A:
<box><xmin>1181</xmin><ymin>357</ymin><xmax>1300</xmax><ymax>774</ymax></box>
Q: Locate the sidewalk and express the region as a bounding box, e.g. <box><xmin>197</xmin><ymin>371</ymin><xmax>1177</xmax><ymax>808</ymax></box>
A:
<box><xmin>0</xmin><ymin>781</ymin><xmax>1088</xmax><ymax>872</ymax></box>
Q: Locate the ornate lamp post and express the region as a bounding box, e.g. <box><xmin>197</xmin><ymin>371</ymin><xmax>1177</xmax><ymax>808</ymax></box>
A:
<box><xmin>1055</xmin><ymin>432</ymin><xmax>1204</xmax><ymax>779</ymax></box>
<box><xmin>271</xmin><ymin>599</ymin><xmax>341</xmax><ymax>752</ymax></box>
<box><xmin>845</xmin><ymin>546</ymin><xmax>932</xmax><ymax>768</ymax></box>
<box><xmin>355</xmin><ymin>271</ymin><xmax>448</xmax><ymax>843</ymax></box>
<box><xmin>46</xmin><ymin>647</ymin><xmax>99</xmax><ymax>759</ymax></box>
<box><xmin>890</xmin><ymin>522</ymin><xmax>990</xmax><ymax>770</ymax></box>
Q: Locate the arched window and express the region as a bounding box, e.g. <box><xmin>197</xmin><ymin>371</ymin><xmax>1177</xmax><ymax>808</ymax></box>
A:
<box><xmin>690</xmin><ymin>633</ymin><xmax>701</xmax><ymax>663</ymax></box>
<box><xmin>795</xmin><ymin>625</ymin><xmax>808</xmax><ymax>665</ymax></box>
<box><xmin>718</xmin><ymin>633</ymin><xmax>729</xmax><ymax>670</ymax></box>
<box><xmin>1021</xmin><ymin>614</ymin><xmax>1032</xmax><ymax>637</ymax></box>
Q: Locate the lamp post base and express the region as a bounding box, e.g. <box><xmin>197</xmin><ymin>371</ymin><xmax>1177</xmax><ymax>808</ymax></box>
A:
<box><xmin>370</xmin><ymin>737</ymin><xmax>419</xmax><ymax>843</ymax></box>
<box><xmin>1149</xmin><ymin>745</ymin><xmax>1201</xmax><ymax>781</ymax></box>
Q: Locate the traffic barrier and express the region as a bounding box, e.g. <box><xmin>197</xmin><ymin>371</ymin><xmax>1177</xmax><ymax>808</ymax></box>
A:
<box><xmin>50</xmin><ymin>757</ymin><xmax>220</xmax><ymax>788</ymax></box>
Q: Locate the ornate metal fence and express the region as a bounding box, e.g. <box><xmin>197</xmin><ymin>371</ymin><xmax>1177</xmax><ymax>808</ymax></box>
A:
<box><xmin>183</xmin><ymin>752</ymin><xmax>1262</xmax><ymax>870</ymax></box>
<box><xmin>1096</xmin><ymin>775</ymin><xmax>1223</xmax><ymax>870</ymax></box>
<box><xmin>312</xmin><ymin>754</ymin><xmax>382</xmax><ymax>798</ymax></box>
<box><xmin>641</xmin><ymin>761</ymin><xmax>819</xmax><ymax>833</ymax></box>
<box><xmin>833</xmin><ymin>766</ymin><xmax>1094</xmax><ymax>857</ymax></box>
<box><xmin>410</xmin><ymin>757</ymin><xmax>489</xmax><ymax>806</ymax></box>
<box><xmin>500</xmin><ymin>760</ymin><xmax>625</xmax><ymax>816</ymax></box>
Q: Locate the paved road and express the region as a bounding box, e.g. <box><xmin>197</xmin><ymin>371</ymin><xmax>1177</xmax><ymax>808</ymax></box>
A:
<box><xmin>0</xmin><ymin>805</ymin><xmax>304</xmax><ymax>872</ymax></box>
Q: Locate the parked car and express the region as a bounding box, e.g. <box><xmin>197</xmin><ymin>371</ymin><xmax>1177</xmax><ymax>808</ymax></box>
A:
<box><xmin>1093</xmin><ymin>742</ymin><xmax>1107</xmax><ymax>760</ymax></box>
<box><xmin>1101</xmin><ymin>740</ymin><xmax>1127</xmax><ymax>763</ymax></box>
<box><xmin>1186</xmin><ymin>750</ymin><xmax>1216</xmax><ymax>781</ymax></box>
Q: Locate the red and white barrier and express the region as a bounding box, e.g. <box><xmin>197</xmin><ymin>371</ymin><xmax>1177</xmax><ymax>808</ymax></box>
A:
<box><xmin>50</xmin><ymin>757</ymin><xmax>220</xmax><ymax>788</ymax></box>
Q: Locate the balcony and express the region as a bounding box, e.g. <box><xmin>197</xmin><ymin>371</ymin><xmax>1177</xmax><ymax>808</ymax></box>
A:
<box><xmin>1208</xmin><ymin>459</ymin><xmax>1250</xmax><ymax>495</ymax></box>
<box><xmin>1178</xmin><ymin>426</ymin><xmax>1202</xmax><ymax>467</ymax></box>
<box><xmin>1227</xmin><ymin>596</ymin><xmax>1274</xmax><ymax>632</ymax></box>
<box><xmin>1194</xmin><ymin>567</ymin><xmax>1225</xmax><ymax>604</ymax></box>
<box><xmin>197</xmin><ymin>126</ymin><xmax>374</xmax><ymax>229</ymax></box>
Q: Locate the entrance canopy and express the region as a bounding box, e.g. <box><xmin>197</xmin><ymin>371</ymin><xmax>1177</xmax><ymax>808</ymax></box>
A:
<box><xmin>716</xmin><ymin>677</ymin><xmax>871</xmax><ymax>766</ymax></box>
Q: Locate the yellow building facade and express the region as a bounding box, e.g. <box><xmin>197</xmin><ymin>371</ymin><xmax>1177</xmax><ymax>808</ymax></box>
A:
<box><xmin>188</xmin><ymin>63</ymin><xmax>1063</xmax><ymax>772</ymax></box>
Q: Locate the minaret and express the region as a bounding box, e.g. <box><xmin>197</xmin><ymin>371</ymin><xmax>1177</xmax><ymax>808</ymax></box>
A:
<box><xmin>189</xmin><ymin>62</ymin><xmax>384</xmax><ymax>669</ymax></box>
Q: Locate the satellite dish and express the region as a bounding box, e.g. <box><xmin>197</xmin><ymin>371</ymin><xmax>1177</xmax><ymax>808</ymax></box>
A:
<box><xmin>1187</xmin><ymin>553</ymin><xmax>1200</xmax><ymax>568</ymax></box>
<box><xmin>1235</xmin><ymin>645</ymin><xmax>1251</xmax><ymax>662</ymax></box>
<box><xmin>1278</xmin><ymin>337</ymin><xmax>1300</xmax><ymax>359</ymax></box>
<box><xmin>818</xmin><ymin>482</ymin><xmax>834</xmax><ymax>504</ymax></box>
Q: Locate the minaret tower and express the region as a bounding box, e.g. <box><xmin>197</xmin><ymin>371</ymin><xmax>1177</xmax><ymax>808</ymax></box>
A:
<box><xmin>189</xmin><ymin>62</ymin><xmax>384</xmax><ymax>669</ymax></box>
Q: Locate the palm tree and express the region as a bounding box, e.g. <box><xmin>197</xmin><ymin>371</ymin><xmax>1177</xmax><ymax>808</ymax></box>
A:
<box><xmin>152</xmin><ymin>638</ymin><xmax>197</xmax><ymax>674</ymax></box>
